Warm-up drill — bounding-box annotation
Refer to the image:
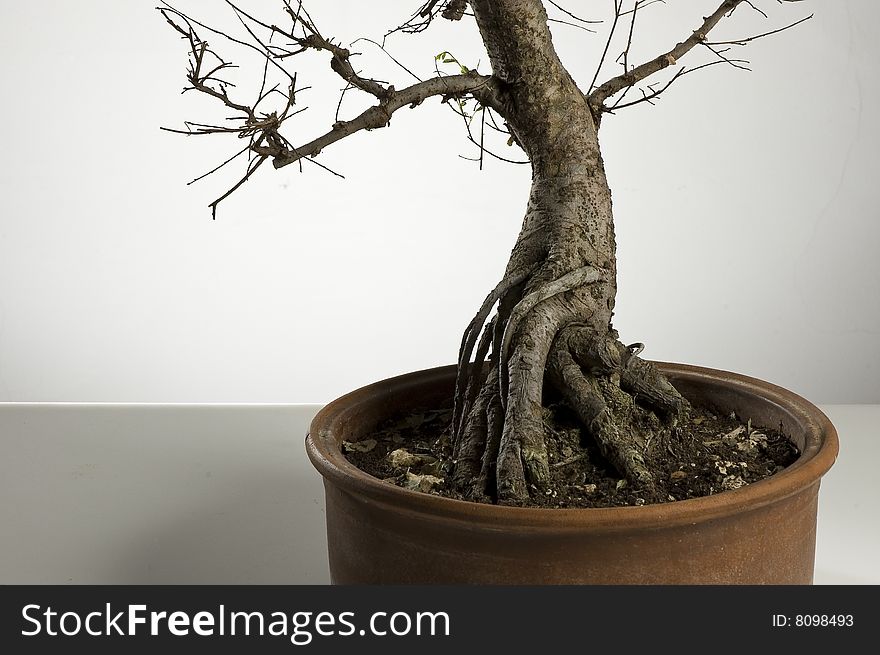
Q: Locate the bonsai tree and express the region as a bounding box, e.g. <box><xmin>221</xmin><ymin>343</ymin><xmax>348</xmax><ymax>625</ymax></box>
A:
<box><xmin>160</xmin><ymin>0</ymin><xmax>810</xmax><ymax>505</ymax></box>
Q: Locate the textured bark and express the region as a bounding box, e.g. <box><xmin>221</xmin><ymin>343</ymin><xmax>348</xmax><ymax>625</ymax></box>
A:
<box><xmin>453</xmin><ymin>0</ymin><xmax>689</xmax><ymax>504</ymax></box>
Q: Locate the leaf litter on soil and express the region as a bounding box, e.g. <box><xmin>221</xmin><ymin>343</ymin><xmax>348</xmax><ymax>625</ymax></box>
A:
<box><xmin>343</xmin><ymin>403</ymin><xmax>799</xmax><ymax>508</ymax></box>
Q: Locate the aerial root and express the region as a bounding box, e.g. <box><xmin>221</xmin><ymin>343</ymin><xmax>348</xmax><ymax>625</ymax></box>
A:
<box><xmin>452</xmin><ymin>369</ymin><xmax>493</xmax><ymax>488</ymax></box>
<box><xmin>497</xmin><ymin>265</ymin><xmax>603</xmax><ymax>403</ymax></box>
<box><xmin>452</xmin><ymin>265</ymin><xmax>535</xmax><ymax>438</ymax></box>
<box><xmin>477</xmin><ymin>387</ymin><xmax>504</xmax><ymax>497</ymax></box>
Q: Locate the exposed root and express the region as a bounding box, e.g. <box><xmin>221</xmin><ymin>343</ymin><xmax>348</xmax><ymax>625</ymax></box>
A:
<box><xmin>452</xmin><ymin>367</ymin><xmax>496</xmax><ymax>490</ymax></box>
<box><xmin>477</xmin><ymin>387</ymin><xmax>504</xmax><ymax>496</ymax></box>
<box><xmin>620</xmin><ymin>352</ymin><xmax>687</xmax><ymax>417</ymax></box>
<box><xmin>547</xmin><ymin>342</ymin><xmax>654</xmax><ymax>488</ymax></box>
<box><xmin>457</xmin><ymin>316</ymin><xmax>495</xmax><ymax>442</ymax></box>
<box><xmin>549</xmin><ymin>325</ymin><xmax>690</xmax><ymax>498</ymax></box>
<box><xmin>497</xmin><ymin>265</ymin><xmax>603</xmax><ymax>404</ymax></box>
<box><xmin>452</xmin><ymin>368</ymin><xmax>505</xmax><ymax>500</ymax></box>
<box><xmin>562</xmin><ymin>325</ymin><xmax>689</xmax><ymax>418</ymax></box>
<box><xmin>497</xmin><ymin>348</ymin><xmax>551</xmax><ymax>502</ymax></box>
<box><xmin>452</xmin><ymin>265</ymin><xmax>535</xmax><ymax>437</ymax></box>
<box><xmin>452</xmin><ymin>312</ymin><xmax>691</xmax><ymax>504</ymax></box>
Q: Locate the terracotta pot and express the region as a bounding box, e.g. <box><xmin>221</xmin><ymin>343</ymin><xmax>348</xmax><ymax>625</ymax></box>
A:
<box><xmin>305</xmin><ymin>363</ymin><xmax>838</xmax><ymax>584</ymax></box>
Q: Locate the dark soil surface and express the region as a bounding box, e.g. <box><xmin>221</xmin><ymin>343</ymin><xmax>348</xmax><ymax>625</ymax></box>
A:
<box><xmin>343</xmin><ymin>400</ymin><xmax>800</xmax><ymax>508</ymax></box>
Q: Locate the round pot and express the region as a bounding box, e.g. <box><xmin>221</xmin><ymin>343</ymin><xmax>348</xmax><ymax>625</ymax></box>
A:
<box><xmin>305</xmin><ymin>363</ymin><xmax>838</xmax><ymax>584</ymax></box>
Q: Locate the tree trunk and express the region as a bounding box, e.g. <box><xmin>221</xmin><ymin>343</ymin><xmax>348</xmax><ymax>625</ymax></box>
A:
<box><xmin>451</xmin><ymin>0</ymin><xmax>689</xmax><ymax>504</ymax></box>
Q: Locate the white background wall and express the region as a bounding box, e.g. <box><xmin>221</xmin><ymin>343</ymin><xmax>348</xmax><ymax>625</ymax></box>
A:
<box><xmin>0</xmin><ymin>1</ymin><xmax>877</xmax><ymax>404</ymax></box>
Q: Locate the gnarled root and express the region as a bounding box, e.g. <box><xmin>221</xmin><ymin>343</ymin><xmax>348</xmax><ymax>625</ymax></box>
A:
<box><xmin>547</xmin><ymin>326</ymin><xmax>689</xmax><ymax>498</ymax></box>
<box><xmin>452</xmin><ymin>275</ymin><xmax>689</xmax><ymax>505</ymax></box>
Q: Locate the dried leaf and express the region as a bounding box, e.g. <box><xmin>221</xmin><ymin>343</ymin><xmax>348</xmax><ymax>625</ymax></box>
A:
<box><xmin>343</xmin><ymin>439</ymin><xmax>377</xmax><ymax>453</ymax></box>
<box><xmin>721</xmin><ymin>426</ymin><xmax>746</xmax><ymax>447</ymax></box>
<box><xmin>403</xmin><ymin>471</ymin><xmax>444</xmax><ymax>493</ymax></box>
<box><xmin>387</xmin><ymin>448</ymin><xmax>438</xmax><ymax>471</ymax></box>
<box><xmin>721</xmin><ymin>475</ymin><xmax>747</xmax><ymax>491</ymax></box>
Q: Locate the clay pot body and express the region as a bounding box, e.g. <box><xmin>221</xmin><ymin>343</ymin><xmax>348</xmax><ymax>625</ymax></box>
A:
<box><xmin>306</xmin><ymin>363</ymin><xmax>838</xmax><ymax>584</ymax></box>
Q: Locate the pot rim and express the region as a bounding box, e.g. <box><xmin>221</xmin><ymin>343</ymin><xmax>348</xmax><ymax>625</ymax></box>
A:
<box><xmin>306</xmin><ymin>362</ymin><xmax>838</xmax><ymax>533</ymax></box>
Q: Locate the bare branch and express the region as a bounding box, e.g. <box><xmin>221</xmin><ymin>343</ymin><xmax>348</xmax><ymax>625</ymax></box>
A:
<box><xmin>742</xmin><ymin>1</ymin><xmax>768</xmax><ymax>19</ymax></box>
<box><xmin>159</xmin><ymin>7</ymin><xmax>301</xmax><ymax>139</ymax></box>
<box><xmin>446</xmin><ymin>91</ymin><xmax>529</xmax><ymax>166</ymax></box>
<box><xmin>159</xmin><ymin>2</ymin><xmax>295</xmax><ymax>82</ymax></box>
<box><xmin>209</xmin><ymin>154</ymin><xmax>268</xmax><ymax>219</ymax></box>
<box><xmin>588</xmin><ymin>0</ymin><xmax>808</xmax><ymax>115</ymax></box>
<box><xmin>547</xmin><ymin>17</ymin><xmax>597</xmax><ymax>34</ymax></box>
<box><xmin>589</xmin><ymin>1</ymin><xmax>623</xmax><ymax>94</ymax></box>
<box><xmin>702</xmin><ymin>43</ymin><xmax>752</xmax><ymax>71</ymax></box>
<box><xmin>188</xmin><ymin>143</ymin><xmax>251</xmax><ymax>186</ymax></box>
<box><xmin>619</xmin><ymin>0</ymin><xmax>665</xmax><ymax>17</ymax></box>
<box><xmin>607</xmin><ymin>60</ymin><xmax>728</xmax><ymax>112</ymax></box>
<box><xmin>589</xmin><ymin>0</ymin><xmax>744</xmax><ymax>111</ymax></box>
<box><xmin>223</xmin><ymin>0</ymin><xmax>391</xmax><ymax>100</ymax></box>
<box><xmin>619</xmin><ymin>0</ymin><xmax>641</xmax><ymax>75</ymax></box>
<box><xmin>351</xmin><ymin>37</ymin><xmax>423</xmax><ymax>83</ymax></box>
<box><xmin>609</xmin><ymin>68</ymin><xmax>685</xmax><ymax>111</ymax></box>
<box><xmin>161</xmin><ymin>1</ymin><xmax>505</xmax><ymax>217</ymax></box>
<box><xmin>608</xmin><ymin>0</ymin><xmax>667</xmax><ymax>109</ymax></box>
<box><xmin>705</xmin><ymin>14</ymin><xmax>812</xmax><ymax>46</ymax></box>
<box><xmin>546</xmin><ymin>0</ymin><xmax>602</xmax><ymax>24</ymax></box>
<box><xmin>160</xmin><ymin>4</ymin><xmax>311</xmax><ymax>216</ymax></box>
<box><xmin>458</xmin><ymin>148</ymin><xmax>530</xmax><ymax>166</ymax></box>
<box><xmin>479</xmin><ymin>104</ymin><xmax>486</xmax><ymax>170</ymax></box>
<box><xmin>269</xmin><ymin>73</ymin><xmax>499</xmax><ymax>170</ymax></box>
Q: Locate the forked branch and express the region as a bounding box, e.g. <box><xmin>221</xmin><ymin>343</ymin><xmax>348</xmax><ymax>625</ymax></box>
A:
<box><xmin>268</xmin><ymin>73</ymin><xmax>499</xmax><ymax>170</ymax></box>
<box><xmin>160</xmin><ymin>1</ymin><xmax>500</xmax><ymax>216</ymax></box>
<box><xmin>587</xmin><ymin>0</ymin><xmax>810</xmax><ymax>116</ymax></box>
<box><xmin>160</xmin><ymin>5</ymin><xmax>302</xmax><ymax>217</ymax></box>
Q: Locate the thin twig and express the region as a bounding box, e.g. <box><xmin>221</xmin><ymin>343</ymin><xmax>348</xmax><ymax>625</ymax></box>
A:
<box><xmin>705</xmin><ymin>14</ymin><xmax>812</xmax><ymax>46</ymax></box>
<box><xmin>590</xmin><ymin>0</ymin><xmax>623</xmax><ymax>93</ymax></box>
<box><xmin>209</xmin><ymin>155</ymin><xmax>268</xmax><ymax>219</ymax></box>
<box><xmin>546</xmin><ymin>0</ymin><xmax>602</xmax><ymax>24</ymax></box>
<box><xmin>548</xmin><ymin>18</ymin><xmax>597</xmax><ymax>33</ymax></box>
<box><xmin>702</xmin><ymin>43</ymin><xmax>752</xmax><ymax>71</ymax></box>
<box><xmin>187</xmin><ymin>144</ymin><xmax>251</xmax><ymax>185</ymax></box>
<box><xmin>351</xmin><ymin>37</ymin><xmax>423</xmax><ymax>82</ymax></box>
<box><xmin>607</xmin><ymin>60</ymin><xmax>729</xmax><ymax>111</ymax></box>
<box><xmin>619</xmin><ymin>0</ymin><xmax>665</xmax><ymax>16</ymax></box>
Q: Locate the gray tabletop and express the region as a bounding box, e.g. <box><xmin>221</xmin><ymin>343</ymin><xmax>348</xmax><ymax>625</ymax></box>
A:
<box><xmin>1</xmin><ymin>404</ymin><xmax>876</xmax><ymax>584</ymax></box>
